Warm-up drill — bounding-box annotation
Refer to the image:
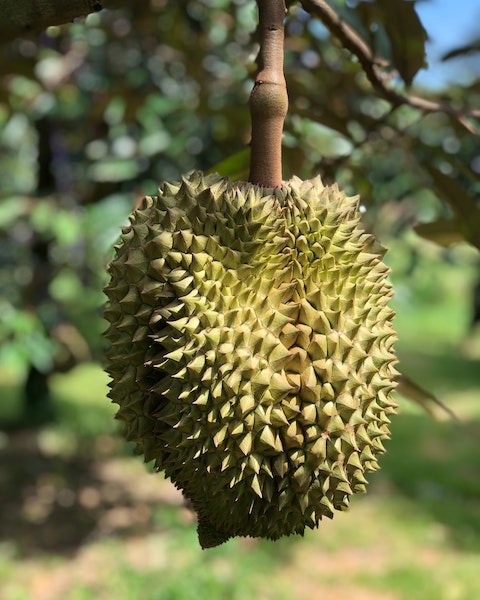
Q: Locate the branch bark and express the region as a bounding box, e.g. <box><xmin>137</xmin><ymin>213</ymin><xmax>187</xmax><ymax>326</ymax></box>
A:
<box><xmin>0</xmin><ymin>0</ymin><xmax>103</xmax><ymax>38</ymax></box>
<box><xmin>248</xmin><ymin>0</ymin><xmax>288</xmax><ymax>187</ymax></box>
<box><xmin>298</xmin><ymin>0</ymin><xmax>480</xmax><ymax>134</ymax></box>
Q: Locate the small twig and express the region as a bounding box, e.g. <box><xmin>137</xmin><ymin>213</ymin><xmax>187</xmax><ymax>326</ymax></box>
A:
<box><xmin>298</xmin><ymin>0</ymin><xmax>480</xmax><ymax>135</ymax></box>
<box><xmin>248</xmin><ymin>0</ymin><xmax>289</xmax><ymax>187</ymax></box>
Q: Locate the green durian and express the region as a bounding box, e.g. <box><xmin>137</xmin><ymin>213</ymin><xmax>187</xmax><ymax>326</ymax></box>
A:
<box><xmin>104</xmin><ymin>171</ymin><xmax>398</xmax><ymax>548</ymax></box>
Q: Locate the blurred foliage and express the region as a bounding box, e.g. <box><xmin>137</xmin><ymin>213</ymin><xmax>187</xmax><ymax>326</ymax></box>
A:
<box><xmin>0</xmin><ymin>0</ymin><xmax>479</xmax><ymax>409</ymax></box>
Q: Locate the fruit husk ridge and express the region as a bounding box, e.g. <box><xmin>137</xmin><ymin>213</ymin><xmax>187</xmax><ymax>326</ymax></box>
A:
<box><xmin>104</xmin><ymin>171</ymin><xmax>398</xmax><ymax>548</ymax></box>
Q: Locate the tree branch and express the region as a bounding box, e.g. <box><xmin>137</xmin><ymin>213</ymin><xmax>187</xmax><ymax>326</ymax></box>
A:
<box><xmin>248</xmin><ymin>0</ymin><xmax>289</xmax><ymax>187</ymax></box>
<box><xmin>298</xmin><ymin>0</ymin><xmax>480</xmax><ymax>134</ymax></box>
<box><xmin>0</xmin><ymin>0</ymin><xmax>103</xmax><ymax>37</ymax></box>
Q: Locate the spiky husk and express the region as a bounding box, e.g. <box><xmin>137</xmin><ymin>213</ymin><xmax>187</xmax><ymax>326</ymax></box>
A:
<box><xmin>104</xmin><ymin>172</ymin><xmax>397</xmax><ymax>548</ymax></box>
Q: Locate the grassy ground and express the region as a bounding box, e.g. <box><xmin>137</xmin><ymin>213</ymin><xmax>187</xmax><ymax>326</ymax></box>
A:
<box><xmin>0</xmin><ymin>238</ymin><xmax>479</xmax><ymax>600</ymax></box>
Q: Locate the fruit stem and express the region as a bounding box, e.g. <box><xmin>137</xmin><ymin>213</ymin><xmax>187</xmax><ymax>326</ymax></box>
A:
<box><xmin>248</xmin><ymin>0</ymin><xmax>288</xmax><ymax>188</ymax></box>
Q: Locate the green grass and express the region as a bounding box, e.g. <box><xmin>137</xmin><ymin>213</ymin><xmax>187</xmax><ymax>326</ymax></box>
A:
<box><xmin>52</xmin><ymin>537</ymin><xmax>289</xmax><ymax>600</ymax></box>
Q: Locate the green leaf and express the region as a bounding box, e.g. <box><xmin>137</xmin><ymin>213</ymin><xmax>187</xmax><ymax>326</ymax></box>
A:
<box><xmin>293</xmin><ymin>117</ymin><xmax>354</xmax><ymax>158</ymax></box>
<box><xmin>377</xmin><ymin>0</ymin><xmax>428</xmax><ymax>85</ymax></box>
<box><xmin>88</xmin><ymin>158</ymin><xmax>141</xmax><ymax>183</ymax></box>
<box><xmin>52</xmin><ymin>211</ymin><xmax>82</xmax><ymax>246</ymax></box>
<box><xmin>206</xmin><ymin>148</ymin><xmax>250</xmax><ymax>181</ymax></box>
<box><xmin>299</xmin><ymin>105</ymin><xmax>355</xmax><ymax>139</ymax></box>
<box><xmin>352</xmin><ymin>0</ymin><xmax>428</xmax><ymax>85</ymax></box>
<box><xmin>84</xmin><ymin>194</ymin><xmax>133</xmax><ymax>252</ymax></box>
<box><xmin>414</xmin><ymin>218</ymin><xmax>467</xmax><ymax>247</ymax></box>
<box><xmin>353</xmin><ymin>1</ymin><xmax>392</xmax><ymax>60</ymax></box>
<box><xmin>0</xmin><ymin>196</ymin><xmax>28</xmax><ymax>228</ymax></box>
<box><xmin>423</xmin><ymin>164</ymin><xmax>480</xmax><ymax>250</ymax></box>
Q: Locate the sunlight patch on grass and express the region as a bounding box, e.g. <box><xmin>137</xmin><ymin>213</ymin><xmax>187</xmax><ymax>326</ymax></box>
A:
<box><xmin>278</xmin><ymin>496</ymin><xmax>480</xmax><ymax>599</ymax></box>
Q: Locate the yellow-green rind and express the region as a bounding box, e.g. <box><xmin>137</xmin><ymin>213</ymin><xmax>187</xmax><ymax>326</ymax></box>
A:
<box><xmin>104</xmin><ymin>171</ymin><xmax>398</xmax><ymax>548</ymax></box>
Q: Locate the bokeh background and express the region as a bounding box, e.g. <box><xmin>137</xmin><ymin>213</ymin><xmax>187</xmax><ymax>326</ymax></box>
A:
<box><xmin>0</xmin><ymin>1</ymin><xmax>479</xmax><ymax>598</ymax></box>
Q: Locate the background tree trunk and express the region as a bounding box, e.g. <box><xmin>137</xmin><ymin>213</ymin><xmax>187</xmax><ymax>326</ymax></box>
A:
<box><xmin>24</xmin><ymin>365</ymin><xmax>53</xmax><ymax>425</ymax></box>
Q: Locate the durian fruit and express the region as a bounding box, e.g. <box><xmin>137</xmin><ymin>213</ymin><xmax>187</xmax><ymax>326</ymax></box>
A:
<box><xmin>104</xmin><ymin>171</ymin><xmax>398</xmax><ymax>548</ymax></box>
